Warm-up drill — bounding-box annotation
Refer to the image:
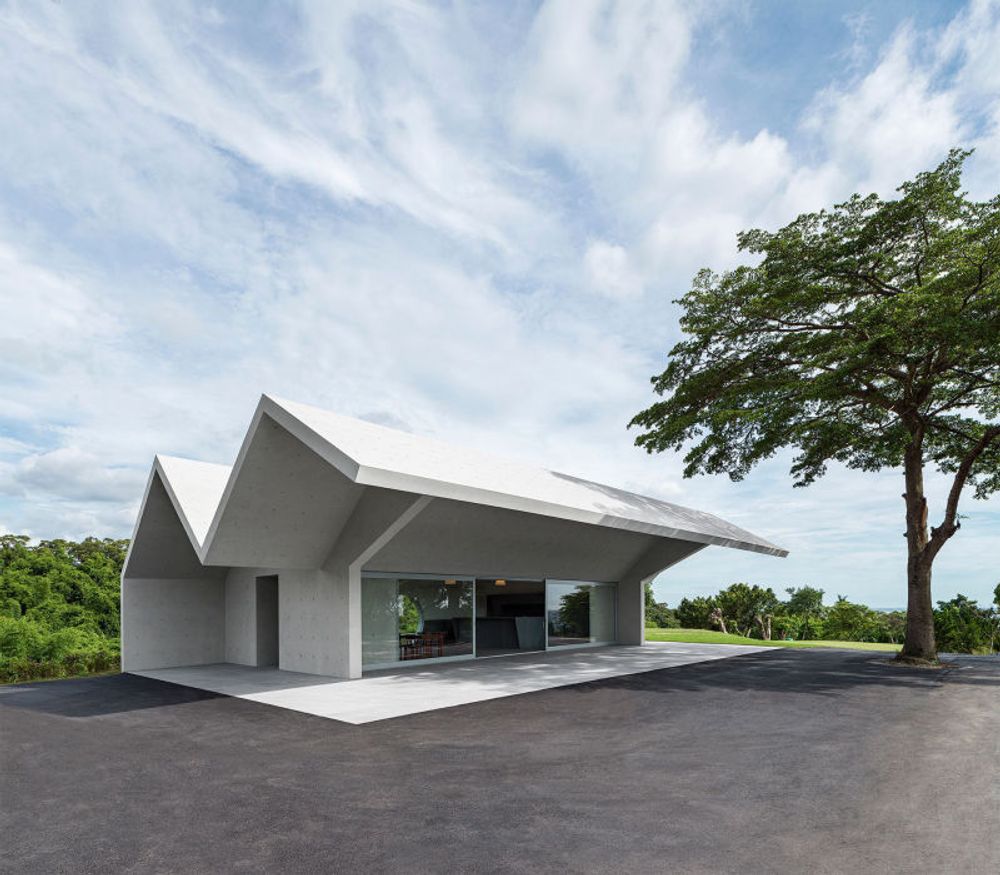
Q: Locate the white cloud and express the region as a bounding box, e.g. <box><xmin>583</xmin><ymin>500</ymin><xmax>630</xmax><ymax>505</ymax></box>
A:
<box><xmin>583</xmin><ymin>241</ymin><xmax>643</xmax><ymax>299</ymax></box>
<box><xmin>0</xmin><ymin>0</ymin><xmax>997</xmax><ymax>603</ymax></box>
<box><xmin>801</xmin><ymin>27</ymin><xmax>964</xmax><ymax>195</ymax></box>
<box><xmin>0</xmin><ymin>448</ymin><xmax>142</xmax><ymax>503</ymax></box>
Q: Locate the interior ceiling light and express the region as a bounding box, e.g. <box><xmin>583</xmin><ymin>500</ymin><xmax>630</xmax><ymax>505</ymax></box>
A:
<box><xmin>495</xmin><ymin>579</ymin><xmax>506</xmax><ymax>586</ymax></box>
<box><xmin>444</xmin><ymin>579</ymin><xmax>457</xmax><ymax>585</ymax></box>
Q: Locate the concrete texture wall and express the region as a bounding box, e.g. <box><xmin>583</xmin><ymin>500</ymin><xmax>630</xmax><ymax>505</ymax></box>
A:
<box><xmin>225</xmin><ymin>565</ymin><xmax>349</xmax><ymax>674</ymax></box>
<box><xmin>367</xmin><ymin>498</ymin><xmax>656</xmax><ymax>582</ymax></box>
<box><xmin>121</xmin><ymin>577</ymin><xmax>225</xmax><ymax>671</ymax></box>
<box><xmin>277</xmin><ymin>567</ymin><xmax>351</xmax><ymax>676</ymax></box>
<box><xmin>125</xmin><ymin>474</ymin><xmax>227</xmax><ymax>580</ymax></box>
<box><xmin>224</xmin><ymin>567</ymin><xmax>257</xmax><ymax>665</ymax></box>
<box><xmin>204</xmin><ymin>414</ymin><xmax>364</xmax><ymax>568</ymax></box>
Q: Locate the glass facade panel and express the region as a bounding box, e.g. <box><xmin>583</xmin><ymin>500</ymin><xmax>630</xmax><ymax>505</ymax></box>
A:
<box><xmin>546</xmin><ymin>582</ymin><xmax>616</xmax><ymax>647</ymax></box>
<box><xmin>475</xmin><ymin>579</ymin><xmax>545</xmax><ymax>657</ymax></box>
<box><xmin>589</xmin><ymin>583</ymin><xmax>616</xmax><ymax>644</ymax></box>
<box><xmin>362</xmin><ymin>575</ymin><xmax>616</xmax><ymax>668</ymax></box>
<box><xmin>362</xmin><ymin>576</ymin><xmax>474</xmax><ymax>669</ymax></box>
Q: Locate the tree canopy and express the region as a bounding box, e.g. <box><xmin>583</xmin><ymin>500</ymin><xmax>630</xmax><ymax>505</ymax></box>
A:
<box><xmin>631</xmin><ymin>150</ymin><xmax>1000</xmax><ymax>662</ymax></box>
<box><xmin>0</xmin><ymin>535</ymin><xmax>125</xmax><ymax>682</ymax></box>
<box><xmin>631</xmin><ymin>150</ymin><xmax>999</xmax><ymax>494</ymax></box>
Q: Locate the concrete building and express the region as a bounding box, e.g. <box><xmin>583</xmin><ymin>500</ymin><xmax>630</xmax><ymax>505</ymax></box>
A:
<box><xmin>121</xmin><ymin>395</ymin><xmax>786</xmax><ymax>679</ymax></box>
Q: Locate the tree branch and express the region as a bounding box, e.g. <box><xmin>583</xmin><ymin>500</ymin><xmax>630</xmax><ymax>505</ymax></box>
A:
<box><xmin>926</xmin><ymin>425</ymin><xmax>1000</xmax><ymax>561</ymax></box>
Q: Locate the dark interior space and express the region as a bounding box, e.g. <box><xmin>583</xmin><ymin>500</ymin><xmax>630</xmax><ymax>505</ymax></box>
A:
<box><xmin>476</xmin><ymin>579</ymin><xmax>545</xmax><ymax>656</ymax></box>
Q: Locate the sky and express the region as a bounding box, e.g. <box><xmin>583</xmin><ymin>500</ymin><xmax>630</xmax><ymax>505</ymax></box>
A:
<box><xmin>1</xmin><ymin>0</ymin><xmax>998</xmax><ymax>608</ymax></box>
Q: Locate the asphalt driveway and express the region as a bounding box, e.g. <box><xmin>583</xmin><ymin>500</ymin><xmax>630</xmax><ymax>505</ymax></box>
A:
<box><xmin>2</xmin><ymin>648</ymin><xmax>997</xmax><ymax>874</ymax></box>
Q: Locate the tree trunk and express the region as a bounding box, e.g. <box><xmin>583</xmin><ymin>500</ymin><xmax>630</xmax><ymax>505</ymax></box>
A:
<box><xmin>900</xmin><ymin>442</ymin><xmax>937</xmax><ymax>662</ymax></box>
<box><xmin>901</xmin><ymin>559</ymin><xmax>936</xmax><ymax>661</ymax></box>
<box><xmin>754</xmin><ymin>613</ymin><xmax>773</xmax><ymax>640</ymax></box>
<box><xmin>710</xmin><ymin>608</ymin><xmax>728</xmax><ymax>635</ymax></box>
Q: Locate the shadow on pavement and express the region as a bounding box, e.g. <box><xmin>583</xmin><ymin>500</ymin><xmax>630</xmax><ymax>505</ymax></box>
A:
<box><xmin>0</xmin><ymin>672</ymin><xmax>224</xmax><ymax>718</ymax></box>
<box><xmin>561</xmin><ymin>647</ymin><xmax>1000</xmax><ymax>698</ymax></box>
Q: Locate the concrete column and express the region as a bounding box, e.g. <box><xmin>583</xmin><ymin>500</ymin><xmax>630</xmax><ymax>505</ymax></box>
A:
<box><xmin>617</xmin><ymin>574</ymin><xmax>646</xmax><ymax>645</ymax></box>
<box><xmin>319</xmin><ymin>491</ymin><xmax>433</xmax><ymax>678</ymax></box>
<box><xmin>617</xmin><ymin>539</ymin><xmax>708</xmax><ymax>646</ymax></box>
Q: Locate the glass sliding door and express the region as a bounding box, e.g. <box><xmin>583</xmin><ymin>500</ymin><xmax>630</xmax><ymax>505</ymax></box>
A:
<box><xmin>545</xmin><ymin>581</ymin><xmax>617</xmax><ymax>648</ymax></box>
<box><xmin>361</xmin><ymin>575</ymin><xmax>617</xmax><ymax>668</ymax></box>
<box><xmin>475</xmin><ymin>579</ymin><xmax>545</xmax><ymax>657</ymax></box>
<box><xmin>361</xmin><ymin>575</ymin><xmax>474</xmax><ymax>670</ymax></box>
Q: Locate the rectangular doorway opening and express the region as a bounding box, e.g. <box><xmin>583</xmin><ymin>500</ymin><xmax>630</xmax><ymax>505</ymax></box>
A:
<box><xmin>255</xmin><ymin>575</ymin><xmax>279</xmax><ymax>667</ymax></box>
<box><xmin>475</xmin><ymin>579</ymin><xmax>545</xmax><ymax>657</ymax></box>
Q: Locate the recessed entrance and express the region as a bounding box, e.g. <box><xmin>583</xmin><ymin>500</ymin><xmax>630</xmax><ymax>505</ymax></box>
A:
<box><xmin>255</xmin><ymin>575</ymin><xmax>279</xmax><ymax>667</ymax></box>
<box><xmin>475</xmin><ymin>579</ymin><xmax>545</xmax><ymax>657</ymax></box>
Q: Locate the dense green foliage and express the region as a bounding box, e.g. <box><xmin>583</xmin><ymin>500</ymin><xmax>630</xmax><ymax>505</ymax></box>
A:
<box><xmin>933</xmin><ymin>592</ymin><xmax>999</xmax><ymax>655</ymax></box>
<box><xmin>648</xmin><ymin>581</ymin><xmax>998</xmax><ymax>653</ymax></box>
<box><xmin>644</xmin><ymin>581</ymin><xmax>680</xmax><ymax>628</ymax></box>
<box><xmin>631</xmin><ymin>151</ymin><xmax>1000</xmax><ymax>662</ymax></box>
<box><xmin>0</xmin><ymin>535</ymin><xmax>126</xmax><ymax>683</ymax></box>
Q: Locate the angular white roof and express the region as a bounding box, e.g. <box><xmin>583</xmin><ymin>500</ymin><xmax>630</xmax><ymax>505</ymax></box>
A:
<box><xmin>153</xmin><ymin>394</ymin><xmax>787</xmax><ymax>559</ymax></box>
<box><xmin>155</xmin><ymin>455</ymin><xmax>231</xmax><ymax>549</ymax></box>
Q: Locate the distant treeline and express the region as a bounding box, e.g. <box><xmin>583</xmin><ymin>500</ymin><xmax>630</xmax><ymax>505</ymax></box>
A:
<box><xmin>646</xmin><ymin>582</ymin><xmax>1000</xmax><ymax>654</ymax></box>
<box><xmin>0</xmin><ymin>535</ymin><xmax>126</xmax><ymax>683</ymax></box>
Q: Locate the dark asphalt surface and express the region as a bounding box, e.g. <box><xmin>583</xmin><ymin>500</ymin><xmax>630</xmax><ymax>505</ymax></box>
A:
<box><xmin>2</xmin><ymin>648</ymin><xmax>998</xmax><ymax>874</ymax></box>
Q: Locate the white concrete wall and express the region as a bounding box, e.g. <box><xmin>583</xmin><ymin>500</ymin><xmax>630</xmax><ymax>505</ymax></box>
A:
<box><xmin>204</xmin><ymin>415</ymin><xmax>364</xmax><ymax>568</ymax></box>
<box><xmin>224</xmin><ymin>567</ymin><xmax>257</xmax><ymax>666</ymax></box>
<box><xmin>277</xmin><ymin>567</ymin><xmax>352</xmax><ymax>676</ymax></box>
<box><xmin>221</xmin><ymin>562</ymin><xmax>354</xmax><ymax>677</ymax></box>
<box><xmin>225</xmin><ymin>565</ymin><xmax>348</xmax><ymax>674</ymax></box>
<box><xmin>368</xmin><ymin>499</ymin><xmax>655</xmax><ymax>583</ymax></box>
<box><xmin>121</xmin><ymin>577</ymin><xmax>225</xmax><ymax>671</ymax></box>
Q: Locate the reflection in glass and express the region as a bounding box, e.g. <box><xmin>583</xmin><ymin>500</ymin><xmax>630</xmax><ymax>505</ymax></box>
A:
<box><xmin>546</xmin><ymin>582</ymin><xmax>616</xmax><ymax>647</ymax></box>
<box><xmin>362</xmin><ymin>577</ymin><xmax>474</xmax><ymax>669</ymax></box>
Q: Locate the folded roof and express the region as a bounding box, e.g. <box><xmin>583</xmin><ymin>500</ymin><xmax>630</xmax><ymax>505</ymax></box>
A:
<box><xmin>152</xmin><ymin>394</ymin><xmax>787</xmax><ymax>560</ymax></box>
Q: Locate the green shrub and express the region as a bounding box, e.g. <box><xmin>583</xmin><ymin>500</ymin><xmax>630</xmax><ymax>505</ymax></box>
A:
<box><xmin>934</xmin><ymin>595</ymin><xmax>998</xmax><ymax>654</ymax></box>
<box><xmin>0</xmin><ymin>650</ymin><xmax>120</xmax><ymax>684</ymax></box>
<box><xmin>0</xmin><ymin>535</ymin><xmax>126</xmax><ymax>683</ymax></box>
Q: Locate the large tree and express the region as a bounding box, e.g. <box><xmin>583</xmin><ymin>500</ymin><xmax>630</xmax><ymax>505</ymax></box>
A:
<box><xmin>630</xmin><ymin>151</ymin><xmax>999</xmax><ymax>663</ymax></box>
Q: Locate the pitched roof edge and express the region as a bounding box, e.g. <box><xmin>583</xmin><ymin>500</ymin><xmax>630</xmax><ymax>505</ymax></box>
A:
<box><xmin>131</xmin><ymin>394</ymin><xmax>788</xmax><ymax>565</ymax></box>
<box><xmin>355</xmin><ymin>464</ymin><xmax>788</xmax><ymax>557</ymax></box>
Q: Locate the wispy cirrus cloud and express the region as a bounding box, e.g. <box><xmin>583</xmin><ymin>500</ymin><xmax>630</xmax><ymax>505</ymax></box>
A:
<box><xmin>1</xmin><ymin>0</ymin><xmax>997</xmax><ymax>604</ymax></box>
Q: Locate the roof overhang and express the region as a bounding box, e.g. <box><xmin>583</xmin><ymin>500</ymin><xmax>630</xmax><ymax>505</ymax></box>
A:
<box><xmin>123</xmin><ymin>394</ymin><xmax>787</xmax><ymax>578</ymax></box>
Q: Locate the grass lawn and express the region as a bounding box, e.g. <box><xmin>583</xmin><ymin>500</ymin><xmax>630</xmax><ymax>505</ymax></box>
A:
<box><xmin>645</xmin><ymin>627</ymin><xmax>901</xmax><ymax>652</ymax></box>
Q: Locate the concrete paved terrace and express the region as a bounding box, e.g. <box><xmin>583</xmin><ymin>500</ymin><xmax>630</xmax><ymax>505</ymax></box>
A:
<box><xmin>131</xmin><ymin>641</ymin><xmax>769</xmax><ymax>723</ymax></box>
<box><xmin>3</xmin><ymin>648</ymin><xmax>997</xmax><ymax>874</ymax></box>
